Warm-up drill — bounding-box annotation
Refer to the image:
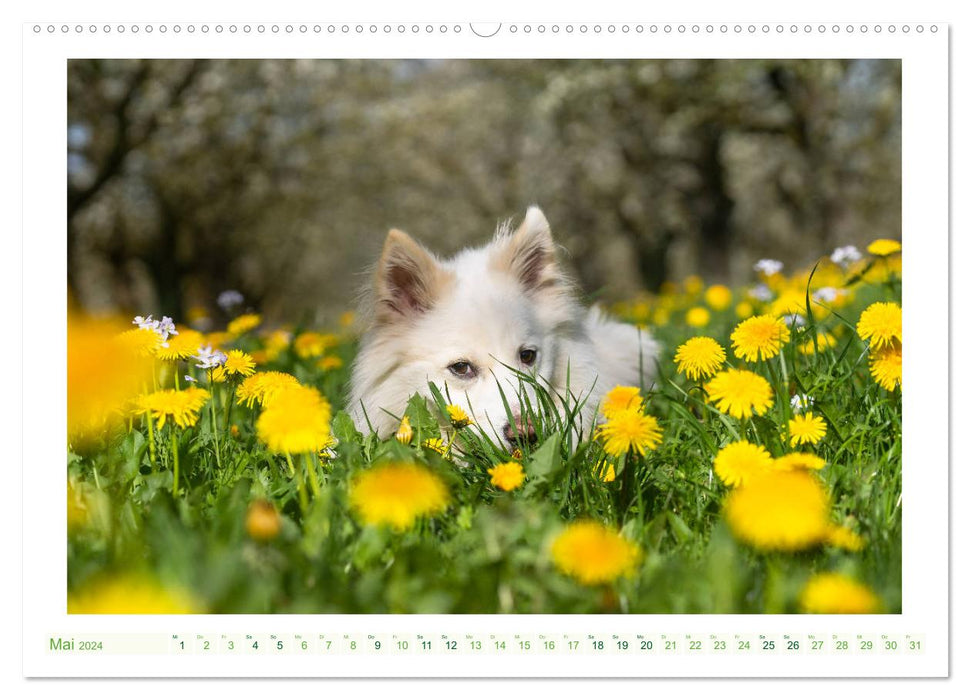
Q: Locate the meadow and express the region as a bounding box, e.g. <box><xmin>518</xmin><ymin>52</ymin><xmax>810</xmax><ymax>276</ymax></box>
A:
<box><xmin>66</xmin><ymin>241</ymin><xmax>902</xmax><ymax>615</ymax></box>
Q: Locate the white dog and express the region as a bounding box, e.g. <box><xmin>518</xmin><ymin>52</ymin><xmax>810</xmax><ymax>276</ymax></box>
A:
<box><xmin>348</xmin><ymin>206</ymin><xmax>658</xmax><ymax>447</ymax></box>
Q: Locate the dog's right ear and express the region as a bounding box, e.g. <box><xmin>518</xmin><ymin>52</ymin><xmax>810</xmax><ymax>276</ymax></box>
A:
<box><xmin>375</xmin><ymin>229</ymin><xmax>448</xmax><ymax>322</ymax></box>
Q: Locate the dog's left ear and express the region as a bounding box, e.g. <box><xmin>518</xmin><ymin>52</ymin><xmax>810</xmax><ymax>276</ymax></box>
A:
<box><xmin>494</xmin><ymin>206</ymin><xmax>560</xmax><ymax>293</ymax></box>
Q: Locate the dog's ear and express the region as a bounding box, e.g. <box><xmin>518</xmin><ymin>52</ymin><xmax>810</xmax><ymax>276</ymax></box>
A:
<box><xmin>375</xmin><ymin>228</ymin><xmax>447</xmax><ymax>321</ymax></box>
<box><xmin>494</xmin><ymin>206</ymin><xmax>560</xmax><ymax>293</ymax></box>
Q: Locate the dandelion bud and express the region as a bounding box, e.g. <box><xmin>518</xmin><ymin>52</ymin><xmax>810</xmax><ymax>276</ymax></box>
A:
<box><xmin>395</xmin><ymin>415</ymin><xmax>413</xmax><ymax>444</ymax></box>
<box><xmin>246</xmin><ymin>499</ymin><xmax>281</xmax><ymax>542</ymax></box>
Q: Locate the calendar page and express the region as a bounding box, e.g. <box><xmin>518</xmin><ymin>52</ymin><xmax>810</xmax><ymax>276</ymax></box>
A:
<box><xmin>22</xmin><ymin>8</ymin><xmax>949</xmax><ymax>680</ymax></box>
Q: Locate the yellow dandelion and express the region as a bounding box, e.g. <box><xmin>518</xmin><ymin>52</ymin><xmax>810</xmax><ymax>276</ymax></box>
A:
<box><xmin>769</xmin><ymin>290</ymin><xmax>806</xmax><ymax>318</ymax></box>
<box><xmin>204</xmin><ymin>331</ymin><xmax>234</xmax><ymax>348</ymax></box>
<box><xmin>683</xmin><ymin>275</ymin><xmax>704</xmax><ymax>296</ymax></box>
<box><xmin>349</xmin><ymin>462</ymin><xmax>449</xmax><ymax>530</ymax></box>
<box><xmin>713</xmin><ymin>440</ymin><xmax>775</xmax><ymax>488</ymax></box>
<box><xmin>869</xmin><ymin>341</ymin><xmax>902</xmax><ymax>391</ymax></box>
<box><xmin>71</xmin><ymin>317</ymin><xmax>154</xmax><ymax>440</ymax></box>
<box><xmin>68</xmin><ymin>575</ymin><xmax>200</xmax><ymax>614</ymax></box>
<box><xmin>135</xmin><ymin>387</ymin><xmax>211</xmax><ymax>430</ymax></box>
<box><xmin>551</xmin><ymin>521</ymin><xmax>641</xmax><ymax>586</ymax></box>
<box><xmin>317</xmin><ymin>355</ymin><xmax>344</xmax><ymax>371</ymax></box>
<box><xmin>723</xmin><ymin>470</ymin><xmax>832</xmax><ymax>551</ymax></box>
<box><xmin>704</xmin><ymin>284</ymin><xmax>733</xmax><ymax>311</ymax></box>
<box><xmin>227</xmin><ymin>313</ymin><xmax>262</xmax><ymax>336</ymax></box>
<box><xmin>674</xmin><ymin>337</ymin><xmax>726</xmax><ymax>381</ymax></box>
<box><xmin>601</xmin><ymin>385</ymin><xmax>644</xmax><ymax>417</ymax></box>
<box><xmin>788</xmin><ymin>412</ymin><xmax>827</xmax><ymax>447</ymax></box>
<box><xmin>735</xmin><ymin>301</ymin><xmax>755</xmax><ymax>319</ymax></box>
<box><xmin>246</xmin><ymin>499</ymin><xmax>281</xmax><ymax>542</ymax></box>
<box><xmin>594</xmin><ymin>460</ymin><xmax>616</xmax><ymax>483</ymax></box>
<box><xmin>222</xmin><ymin>349</ymin><xmax>256</xmax><ymax>377</ymax></box>
<box><xmin>262</xmin><ymin>329</ymin><xmax>292</xmax><ymax>360</ymax></box>
<box><xmin>339</xmin><ymin>311</ymin><xmax>356</xmax><ymax>328</ymax></box>
<box><xmin>488</xmin><ymin>462</ymin><xmax>525</xmax><ymax>491</ymax></box>
<box><xmin>799</xmin><ymin>332</ymin><xmax>837</xmax><ymax>355</ymax></box>
<box><xmin>704</xmin><ymin>369</ymin><xmax>774</xmax><ymax>419</ymax></box>
<box><xmin>596</xmin><ymin>409</ymin><xmax>662</xmax><ymax>457</ymax></box>
<box><xmin>117</xmin><ymin>327</ymin><xmax>165</xmax><ymax>357</ymax></box>
<box><xmin>211</xmin><ymin>365</ymin><xmax>228</xmax><ymax>383</ymax></box>
<box><xmin>395</xmin><ymin>415</ymin><xmax>414</xmax><ymax>444</ymax></box>
<box><xmin>775</xmin><ymin>453</ymin><xmax>827</xmax><ymax>472</ymax></box>
<box><xmin>256</xmin><ymin>385</ymin><xmax>332</xmax><ymax>454</ymax></box>
<box><xmin>827</xmin><ymin>525</ymin><xmax>865</xmax><ymax>552</ymax></box>
<box><xmin>236</xmin><ymin>371</ymin><xmax>300</xmax><ymax>408</ymax></box>
<box><xmin>446</xmin><ymin>404</ymin><xmax>473</xmax><ymax>429</ymax></box>
<box><xmin>800</xmin><ymin>573</ymin><xmax>880</xmax><ymax>614</ymax></box>
<box><xmin>685</xmin><ymin>306</ymin><xmax>711</xmax><ymax>328</ymax></box>
<box><xmin>731</xmin><ymin>314</ymin><xmax>791</xmax><ymax>362</ymax></box>
<box><xmin>155</xmin><ymin>328</ymin><xmax>205</xmax><ymax>361</ymax></box>
<box><xmin>652</xmin><ymin>308</ymin><xmax>670</xmax><ymax>326</ymax></box>
<box><xmin>867</xmin><ymin>239</ymin><xmax>901</xmax><ymax>257</ymax></box>
<box><xmin>857</xmin><ymin>302</ymin><xmax>901</xmax><ymax>350</ymax></box>
<box><xmin>294</xmin><ymin>331</ymin><xmax>338</xmax><ymax>359</ymax></box>
<box><xmin>423</xmin><ymin>437</ymin><xmax>448</xmax><ymax>456</ymax></box>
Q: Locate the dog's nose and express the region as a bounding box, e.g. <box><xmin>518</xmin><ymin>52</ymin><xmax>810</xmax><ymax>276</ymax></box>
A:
<box><xmin>502</xmin><ymin>417</ymin><xmax>538</xmax><ymax>447</ymax></box>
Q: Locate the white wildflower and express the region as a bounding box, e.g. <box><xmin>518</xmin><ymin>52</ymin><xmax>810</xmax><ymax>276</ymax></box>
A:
<box><xmin>812</xmin><ymin>287</ymin><xmax>840</xmax><ymax>303</ymax></box>
<box><xmin>217</xmin><ymin>290</ymin><xmax>245</xmax><ymax>311</ymax></box>
<box><xmin>782</xmin><ymin>313</ymin><xmax>806</xmax><ymax>327</ymax></box>
<box><xmin>749</xmin><ymin>284</ymin><xmax>774</xmax><ymax>302</ymax></box>
<box><xmin>831</xmin><ymin>245</ymin><xmax>862</xmax><ymax>267</ymax></box>
<box><xmin>754</xmin><ymin>259</ymin><xmax>784</xmax><ymax>276</ymax></box>
<box><xmin>194</xmin><ymin>345</ymin><xmax>228</xmax><ymax>369</ymax></box>
<box><xmin>184</xmin><ymin>375</ymin><xmax>198</xmax><ymax>383</ymax></box>
<box><xmin>790</xmin><ymin>394</ymin><xmax>814</xmax><ymax>413</ymax></box>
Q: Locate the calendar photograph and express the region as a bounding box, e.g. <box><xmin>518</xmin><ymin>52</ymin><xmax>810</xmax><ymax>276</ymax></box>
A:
<box><xmin>65</xmin><ymin>57</ymin><xmax>903</xmax><ymax>617</ymax></box>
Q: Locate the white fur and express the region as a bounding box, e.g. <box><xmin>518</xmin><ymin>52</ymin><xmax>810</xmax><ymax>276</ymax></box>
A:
<box><xmin>348</xmin><ymin>206</ymin><xmax>659</xmax><ymax>445</ymax></box>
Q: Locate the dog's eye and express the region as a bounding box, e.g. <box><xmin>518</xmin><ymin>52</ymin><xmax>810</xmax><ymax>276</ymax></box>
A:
<box><xmin>519</xmin><ymin>348</ymin><xmax>537</xmax><ymax>366</ymax></box>
<box><xmin>447</xmin><ymin>361</ymin><xmax>476</xmax><ymax>378</ymax></box>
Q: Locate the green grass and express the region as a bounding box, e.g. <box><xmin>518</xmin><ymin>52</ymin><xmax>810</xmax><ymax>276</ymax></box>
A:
<box><xmin>67</xmin><ymin>268</ymin><xmax>902</xmax><ymax>614</ymax></box>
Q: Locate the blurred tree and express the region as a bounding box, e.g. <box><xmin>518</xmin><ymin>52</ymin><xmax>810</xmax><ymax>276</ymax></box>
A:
<box><xmin>67</xmin><ymin>58</ymin><xmax>900</xmax><ymax>322</ymax></box>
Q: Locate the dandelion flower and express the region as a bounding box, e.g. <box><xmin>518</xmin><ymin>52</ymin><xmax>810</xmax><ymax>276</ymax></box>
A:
<box><xmin>674</xmin><ymin>337</ymin><xmax>726</xmax><ymax>381</ymax></box>
<box><xmin>319</xmin><ymin>435</ymin><xmax>339</xmax><ymax>460</ymax></box>
<box><xmin>227</xmin><ymin>313</ymin><xmax>262</xmax><ymax>336</ymax></box>
<box><xmin>713</xmin><ymin>440</ymin><xmax>775</xmax><ymax>487</ymax></box>
<box><xmin>222</xmin><ymin>349</ymin><xmax>256</xmax><ymax>377</ymax></box>
<box><xmin>317</xmin><ymin>355</ymin><xmax>343</xmax><ymax>371</ymax></box>
<box><xmin>594</xmin><ymin>460</ymin><xmax>616</xmax><ymax>483</ymax></box>
<box><xmin>256</xmin><ymin>385</ymin><xmax>332</xmax><ymax>454</ymax></box>
<box><xmin>769</xmin><ymin>290</ymin><xmax>805</xmax><ymax>318</ymax></box>
<box><xmin>601</xmin><ymin>385</ymin><xmax>644</xmax><ymax>417</ymax></box>
<box><xmin>488</xmin><ymin>462</ymin><xmax>525</xmax><ymax>491</ymax></box>
<box><xmin>827</xmin><ymin>525</ymin><xmax>865</xmax><ymax>552</ymax></box>
<box><xmin>155</xmin><ymin>328</ymin><xmax>205</xmax><ymax>361</ymax></box>
<box><xmin>135</xmin><ymin>387</ymin><xmax>211</xmax><ymax>430</ymax></box>
<box><xmin>705</xmin><ymin>369</ymin><xmax>774</xmax><ymax>419</ymax></box>
<box><xmin>294</xmin><ymin>331</ymin><xmax>337</xmax><ymax>359</ymax></box>
<box><xmin>262</xmin><ymin>329</ymin><xmax>292</xmax><ymax>361</ymax></box>
<box><xmin>775</xmin><ymin>453</ymin><xmax>826</xmax><ymax>472</ymax></box>
<box><xmin>596</xmin><ymin>409</ymin><xmax>662</xmax><ymax>457</ymax></box>
<box><xmin>395</xmin><ymin>415</ymin><xmax>414</xmax><ymax>444</ymax></box>
<box><xmin>349</xmin><ymin>462</ymin><xmax>449</xmax><ymax>530</ymax></box>
<box><xmin>446</xmin><ymin>404</ymin><xmax>473</xmax><ymax>429</ymax></box>
<box><xmin>867</xmin><ymin>239</ymin><xmax>901</xmax><ymax>257</ymax></box>
<box><xmin>789</xmin><ymin>412</ymin><xmax>827</xmax><ymax>447</ymax></box>
<box><xmin>683</xmin><ymin>275</ymin><xmax>704</xmax><ymax>295</ymax></box>
<box><xmin>800</xmin><ymin>573</ymin><xmax>880</xmax><ymax>614</ymax></box>
<box><xmin>117</xmin><ymin>327</ymin><xmax>165</xmax><ymax>357</ymax></box>
<box><xmin>704</xmin><ymin>284</ymin><xmax>732</xmax><ymax>311</ymax></box>
<box><xmin>551</xmin><ymin>521</ymin><xmax>641</xmax><ymax>586</ymax></box>
<box><xmin>799</xmin><ymin>332</ymin><xmax>837</xmax><ymax>355</ymax></box>
<box><xmin>246</xmin><ymin>499</ymin><xmax>281</xmax><ymax>542</ymax></box>
<box><xmin>857</xmin><ymin>302</ymin><xmax>901</xmax><ymax>351</ymax></box>
<box><xmin>869</xmin><ymin>342</ymin><xmax>902</xmax><ymax>391</ymax></box>
<box><xmin>731</xmin><ymin>315</ymin><xmax>791</xmax><ymax>362</ymax></box>
<box><xmin>339</xmin><ymin>311</ymin><xmax>356</xmax><ymax>328</ymax></box>
<box><xmin>735</xmin><ymin>301</ymin><xmax>755</xmax><ymax>319</ymax></box>
<box><xmin>236</xmin><ymin>371</ymin><xmax>300</xmax><ymax>408</ymax></box>
<box><xmin>68</xmin><ymin>574</ymin><xmax>200</xmax><ymax>614</ymax></box>
<box><xmin>723</xmin><ymin>470</ymin><xmax>832</xmax><ymax>551</ymax></box>
<box><xmin>685</xmin><ymin>306</ymin><xmax>711</xmax><ymax>328</ymax></box>
<box><xmin>423</xmin><ymin>437</ymin><xmax>448</xmax><ymax>456</ymax></box>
